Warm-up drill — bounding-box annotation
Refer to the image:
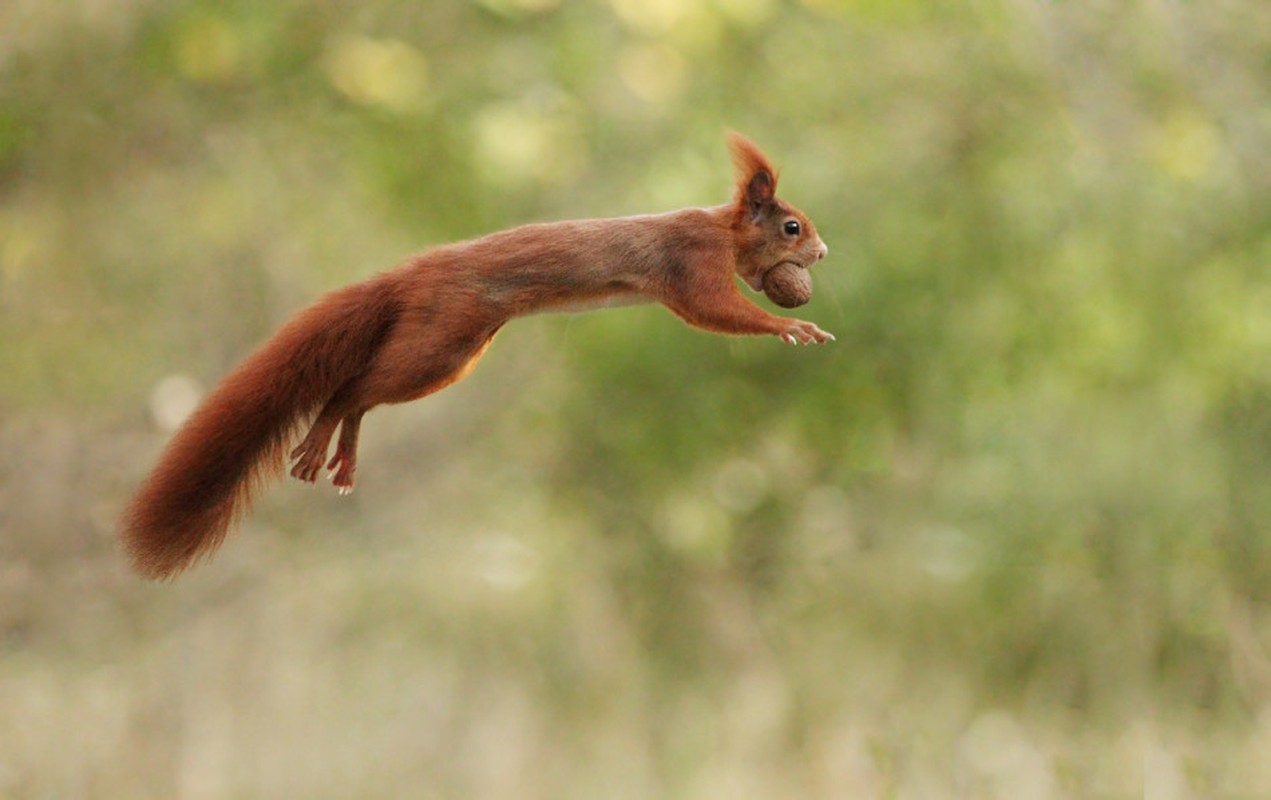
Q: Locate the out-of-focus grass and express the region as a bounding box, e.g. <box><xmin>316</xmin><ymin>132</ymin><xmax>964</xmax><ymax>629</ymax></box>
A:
<box><xmin>2</xmin><ymin>0</ymin><xmax>1270</xmax><ymax>796</ymax></box>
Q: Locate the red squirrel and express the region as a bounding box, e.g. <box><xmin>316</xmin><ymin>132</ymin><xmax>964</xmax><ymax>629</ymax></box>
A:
<box><xmin>121</xmin><ymin>134</ymin><xmax>832</xmax><ymax>578</ymax></box>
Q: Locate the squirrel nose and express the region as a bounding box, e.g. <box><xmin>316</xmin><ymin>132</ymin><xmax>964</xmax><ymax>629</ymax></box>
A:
<box><xmin>816</xmin><ymin>241</ymin><xmax>828</xmax><ymax>261</ymax></box>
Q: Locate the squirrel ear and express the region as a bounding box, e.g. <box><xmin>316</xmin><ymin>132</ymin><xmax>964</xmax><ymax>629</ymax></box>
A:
<box><xmin>744</xmin><ymin>170</ymin><xmax>775</xmax><ymax>217</ymax></box>
<box><xmin>728</xmin><ymin>132</ymin><xmax>779</xmax><ymax>221</ymax></box>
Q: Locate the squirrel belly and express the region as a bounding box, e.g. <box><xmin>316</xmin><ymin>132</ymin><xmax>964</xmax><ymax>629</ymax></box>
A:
<box><xmin>547</xmin><ymin>292</ymin><xmax>654</xmax><ymax>315</ymax></box>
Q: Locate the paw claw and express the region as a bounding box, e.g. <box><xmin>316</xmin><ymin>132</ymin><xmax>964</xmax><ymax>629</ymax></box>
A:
<box><xmin>780</xmin><ymin>319</ymin><xmax>834</xmax><ymax>346</ymax></box>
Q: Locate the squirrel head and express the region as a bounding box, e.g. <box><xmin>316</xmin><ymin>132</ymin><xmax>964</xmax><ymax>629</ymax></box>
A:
<box><xmin>727</xmin><ymin>133</ymin><xmax>828</xmax><ymax>292</ymax></box>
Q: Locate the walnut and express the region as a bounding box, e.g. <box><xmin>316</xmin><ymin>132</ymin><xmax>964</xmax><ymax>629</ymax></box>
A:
<box><xmin>761</xmin><ymin>263</ymin><xmax>812</xmax><ymax>308</ymax></box>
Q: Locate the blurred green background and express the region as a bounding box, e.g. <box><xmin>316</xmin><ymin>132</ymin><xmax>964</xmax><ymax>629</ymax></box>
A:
<box><xmin>2</xmin><ymin>0</ymin><xmax>1270</xmax><ymax>796</ymax></box>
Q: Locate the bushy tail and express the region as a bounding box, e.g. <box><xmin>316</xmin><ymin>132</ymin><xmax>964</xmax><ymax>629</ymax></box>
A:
<box><xmin>121</xmin><ymin>278</ymin><xmax>399</xmax><ymax>579</ymax></box>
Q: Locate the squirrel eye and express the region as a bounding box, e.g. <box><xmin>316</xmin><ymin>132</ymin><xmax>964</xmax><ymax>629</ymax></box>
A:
<box><xmin>783</xmin><ymin>220</ymin><xmax>801</xmax><ymax>237</ymax></box>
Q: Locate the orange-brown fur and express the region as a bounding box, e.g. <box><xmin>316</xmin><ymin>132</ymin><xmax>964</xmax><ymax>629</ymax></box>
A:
<box><xmin>121</xmin><ymin>134</ymin><xmax>832</xmax><ymax>578</ymax></box>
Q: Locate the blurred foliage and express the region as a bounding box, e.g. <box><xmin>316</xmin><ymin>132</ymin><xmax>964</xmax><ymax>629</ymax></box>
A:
<box><xmin>2</xmin><ymin>0</ymin><xmax>1271</xmax><ymax>796</ymax></box>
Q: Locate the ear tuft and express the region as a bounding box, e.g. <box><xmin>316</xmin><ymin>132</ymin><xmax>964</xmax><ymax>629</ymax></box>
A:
<box><xmin>728</xmin><ymin>132</ymin><xmax>779</xmax><ymax>220</ymax></box>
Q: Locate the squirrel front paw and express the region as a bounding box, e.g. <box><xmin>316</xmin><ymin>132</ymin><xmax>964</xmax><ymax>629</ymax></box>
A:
<box><xmin>780</xmin><ymin>320</ymin><xmax>835</xmax><ymax>345</ymax></box>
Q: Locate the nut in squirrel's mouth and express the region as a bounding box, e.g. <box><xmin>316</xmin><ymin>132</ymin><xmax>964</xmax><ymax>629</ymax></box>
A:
<box><xmin>747</xmin><ymin>260</ymin><xmax>807</xmax><ymax>292</ymax></box>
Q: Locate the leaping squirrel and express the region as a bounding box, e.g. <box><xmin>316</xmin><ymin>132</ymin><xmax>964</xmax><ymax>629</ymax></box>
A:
<box><xmin>121</xmin><ymin>134</ymin><xmax>832</xmax><ymax>578</ymax></box>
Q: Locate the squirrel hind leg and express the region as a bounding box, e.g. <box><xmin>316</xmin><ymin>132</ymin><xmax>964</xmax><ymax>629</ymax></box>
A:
<box><xmin>289</xmin><ymin>417</ymin><xmax>337</xmax><ymax>483</ymax></box>
<box><xmin>290</xmin><ymin>386</ymin><xmax>361</xmax><ymax>484</ymax></box>
<box><xmin>326</xmin><ymin>412</ymin><xmax>363</xmax><ymax>494</ymax></box>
